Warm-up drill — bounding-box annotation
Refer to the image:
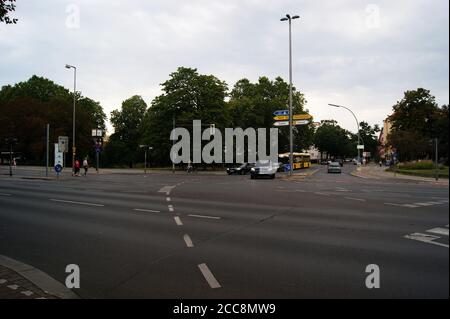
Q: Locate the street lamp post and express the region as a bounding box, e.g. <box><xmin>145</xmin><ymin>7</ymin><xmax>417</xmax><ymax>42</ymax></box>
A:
<box><xmin>329</xmin><ymin>104</ymin><xmax>362</xmax><ymax>166</ymax></box>
<box><xmin>5</xmin><ymin>137</ymin><xmax>17</xmax><ymax>177</ymax></box>
<box><xmin>140</xmin><ymin>145</ymin><xmax>153</xmax><ymax>175</ymax></box>
<box><xmin>65</xmin><ymin>64</ymin><xmax>77</xmax><ymax>176</ymax></box>
<box><xmin>281</xmin><ymin>14</ymin><xmax>300</xmax><ymax>176</ymax></box>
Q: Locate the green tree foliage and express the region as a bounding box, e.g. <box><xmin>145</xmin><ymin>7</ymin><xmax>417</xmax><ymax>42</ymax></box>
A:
<box><xmin>0</xmin><ymin>76</ymin><xmax>106</xmax><ymax>165</ymax></box>
<box><xmin>357</xmin><ymin>121</ymin><xmax>380</xmax><ymax>159</ymax></box>
<box><xmin>0</xmin><ymin>0</ymin><xmax>17</xmax><ymax>24</ymax></box>
<box><xmin>228</xmin><ymin>76</ymin><xmax>314</xmax><ymax>153</ymax></box>
<box><xmin>139</xmin><ymin>67</ymin><xmax>229</xmax><ymax>166</ymax></box>
<box><xmin>314</xmin><ymin>120</ymin><xmax>356</xmax><ymax>159</ymax></box>
<box><xmin>388</xmin><ymin>88</ymin><xmax>448</xmax><ymax>162</ymax></box>
<box><xmin>104</xmin><ymin>95</ymin><xmax>147</xmax><ymax>167</ymax></box>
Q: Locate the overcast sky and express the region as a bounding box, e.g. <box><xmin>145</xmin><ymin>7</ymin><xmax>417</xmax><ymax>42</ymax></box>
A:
<box><xmin>1</xmin><ymin>0</ymin><xmax>448</xmax><ymax>133</ymax></box>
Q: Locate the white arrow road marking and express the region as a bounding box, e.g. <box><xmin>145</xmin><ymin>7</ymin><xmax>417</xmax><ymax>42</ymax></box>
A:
<box><xmin>198</xmin><ymin>263</ymin><xmax>222</xmax><ymax>289</ymax></box>
<box><xmin>159</xmin><ymin>186</ymin><xmax>175</xmax><ymax>195</ymax></box>
<box><xmin>405</xmin><ymin>233</ymin><xmax>449</xmax><ymax>248</ymax></box>
<box><xmin>183</xmin><ymin>234</ymin><xmax>194</xmax><ymax>248</ymax></box>
<box><xmin>427</xmin><ymin>228</ymin><xmax>449</xmax><ymax>236</ymax></box>
<box><xmin>49</xmin><ymin>199</ymin><xmax>104</xmax><ymax>207</ymax></box>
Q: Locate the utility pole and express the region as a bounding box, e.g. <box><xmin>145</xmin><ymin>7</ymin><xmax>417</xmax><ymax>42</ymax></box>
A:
<box><xmin>65</xmin><ymin>64</ymin><xmax>77</xmax><ymax>176</ymax></box>
<box><xmin>435</xmin><ymin>138</ymin><xmax>439</xmax><ymax>181</ymax></box>
<box><xmin>281</xmin><ymin>14</ymin><xmax>300</xmax><ymax>176</ymax></box>
<box><xmin>172</xmin><ymin>117</ymin><xmax>175</xmax><ymax>174</ymax></box>
<box><xmin>46</xmin><ymin>124</ymin><xmax>49</xmax><ymax>177</ymax></box>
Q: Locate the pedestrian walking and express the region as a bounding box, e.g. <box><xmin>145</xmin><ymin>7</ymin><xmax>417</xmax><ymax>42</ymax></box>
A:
<box><xmin>83</xmin><ymin>158</ymin><xmax>89</xmax><ymax>176</ymax></box>
<box><xmin>74</xmin><ymin>159</ymin><xmax>81</xmax><ymax>176</ymax></box>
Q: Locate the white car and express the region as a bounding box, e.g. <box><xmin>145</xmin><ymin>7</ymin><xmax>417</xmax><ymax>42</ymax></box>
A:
<box><xmin>250</xmin><ymin>160</ymin><xmax>278</xmax><ymax>179</ymax></box>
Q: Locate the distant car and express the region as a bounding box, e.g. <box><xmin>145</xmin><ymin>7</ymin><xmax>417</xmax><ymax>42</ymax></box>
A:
<box><xmin>227</xmin><ymin>163</ymin><xmax>255</xmax><ymax>175</ymax></box>
<box><xmin>327</xmin><ymin>162</ymin><xmax>342</xmax><ymax>174</ymax></box>
<box><xmin>250</xmin><ymin>160</ymin><xmax>277</xmax><ymax>179</ymax></box>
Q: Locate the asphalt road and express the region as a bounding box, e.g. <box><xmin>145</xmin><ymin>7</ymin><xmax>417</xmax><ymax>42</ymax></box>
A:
<box><xmin>0</xmin><ymin>165</ymin><xmax>448</xmax><ymax>298</ymax></box>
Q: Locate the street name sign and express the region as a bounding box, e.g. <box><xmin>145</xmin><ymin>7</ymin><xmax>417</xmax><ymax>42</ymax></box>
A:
<box><xmin>274</xmin><ymin>121</ymin><xmax>289</xmax><ymax>127</ymax></box>
<box><xmin>294</xmin><ymin>120</ymin><xmax>310</xmax><ymax>126</ymax></box>
<box><xmin>273</xmin><ymin>114</ymin><xmax>313</xmax><ymax>121</ymax></box>
<box><xmin>273</xmin><ymin>110</ymin><xmax>289</xmax><ymax>116</ymax></box>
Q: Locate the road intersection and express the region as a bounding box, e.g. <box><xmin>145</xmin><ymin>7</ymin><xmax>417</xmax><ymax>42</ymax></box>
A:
<box><xmin>0</xmin><ymin>165</ymin><xmax>448</xmax><ymax>298</ymax></box>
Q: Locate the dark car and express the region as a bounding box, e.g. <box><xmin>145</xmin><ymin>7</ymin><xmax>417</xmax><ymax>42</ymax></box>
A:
<box><xmin>227</xmin><ymin>163</ymin><xmax>255</xmax><ymax>175</ymax></box>
<box><xmin>327</xmin><ymin>162</ymin><xmax>342</xmax><ymax>174</ymax></box>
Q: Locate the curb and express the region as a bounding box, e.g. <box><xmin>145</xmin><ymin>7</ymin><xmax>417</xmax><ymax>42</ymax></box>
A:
<box><xmin>0</xmin><ymin>255</ymin><xmax>79</xmax><ymax>299</ymax></box>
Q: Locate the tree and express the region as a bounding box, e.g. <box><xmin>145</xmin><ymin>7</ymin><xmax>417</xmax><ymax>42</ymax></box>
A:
<box><xmin>358</xmin><ymin>121</ymin><xmax>381</xmax><ymax>160</ymax></box>
<box><xmin>140</xmin><ymin>67</ymin><xmax>229</xmax><ymax>166</ymax></box>
<box><xmin>228</xmin><ymin>76</ymin><xmax>313</xmax><ymax>154</ymax></box>
<box><xmin>388</xmin><ymin>88</ymin><xmax>447</xmax><ymax>162</ymax></box>
<box><xmin>0</xmin><ymin>76</ymin><xmax>106</xmax><ymax>165</ymax></box>
<box><xmin>314</xmin><ymin>121</ymin><xmax>355</xmax><ymax>159</ymax></box>
<box><xmin>105</xmin><ymin>95</ymin><xmax>147</xmax><ymax>167</ymax></box>
<box><xmin>0</xmin><ymin>0</ymin><xmax>17</xmax><ymax>24</ymax></box>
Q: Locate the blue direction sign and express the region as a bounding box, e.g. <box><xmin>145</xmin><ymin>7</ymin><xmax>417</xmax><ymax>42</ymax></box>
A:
<box><xmin>274</xmin><ymin>110</ymin><xmax>289</xmax><ymax>116</ymax></box>
<box><xmin>54</xmin><ymin>164</ymin><xmax>63</xmax><ymax>173</ymax></box>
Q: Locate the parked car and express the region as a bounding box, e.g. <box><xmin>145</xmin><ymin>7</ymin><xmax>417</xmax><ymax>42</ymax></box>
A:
<box><xmin>250</xmin><ymin>160</ymin><xmax>278</xmax><ymax>179</ymax></box>
<box><xmin>227</xmin><ymin>163</ymin><xmax>255</xmax><ymax>175</ymax></box>
<box><xmin>327</xmin><ymin>162</ymin><xmax>342</xmax><ymax>174</ymax></box>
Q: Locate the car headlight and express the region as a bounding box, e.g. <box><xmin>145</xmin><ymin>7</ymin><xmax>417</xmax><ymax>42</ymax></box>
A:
<box><xmin>251</xmin><ymin>168</ymin><xmax>255</xmax><ymax>172</ymax></box>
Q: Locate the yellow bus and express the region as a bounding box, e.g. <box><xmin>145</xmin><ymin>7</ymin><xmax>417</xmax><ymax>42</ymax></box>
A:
<box><xmin>278</xmin><ymin>153</ymin><xmax>311</xmax><ymax>170</ymax></box>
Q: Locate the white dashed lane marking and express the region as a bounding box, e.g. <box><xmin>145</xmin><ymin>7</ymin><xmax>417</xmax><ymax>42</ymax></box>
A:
<box><xmin>183</xmin><ymin>234</ymin><xmax>194</xmax><ymax>248</ymax></box>
<box><xmin>0</xmin><ymin>193</ymin><xmax>12</xmax><ymax>196</ymax></box>
<box><xmin>49</xmin><ymin>199</ymin><xmax>105</xmax><ymax>207</ymax></box>
<box><xmin>174</xmin><ymin>216</ymin><xmax>183</xmax><ymax>226</ymax></box>
<box><xmin>345</xmin><ymin>197</ymin><xmax>366</xmax><ymax>202</ymax></box>
<box><xmin>133</xmin><ymin>208</ymin><xmax>160</xmax><ymax>213</ymax></box>
<box><xmin>188</xmin><ymin>214</ymin><xmax>222</xmax><ymax>220</ymax></box>
<box><xmin>168</xmin><ymin>205</ymin><xmax>174</xmax><ymax>212</ymax></box>
<box><xmin>385</xmin><ymin>201</ymin><xmax>447</xmax><ymax>209</ymax></box>
<box><xmin>198</xmin><ymin>263</ymin><xmax>222</xmax><ymax>289</ymax></box>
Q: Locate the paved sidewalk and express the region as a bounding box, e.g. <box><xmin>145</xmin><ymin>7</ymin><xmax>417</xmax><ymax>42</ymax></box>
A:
<box><xmin>0</xmin><ymin>255</ymin><xmax>78</xmax><ymax>299</ymax></box>
<box><xmin>352</xmin><ymin>164</ymin><xmax>449</xmax><ymax>186</ymax></box>
<box><xmin>0</xmin><ymin>265</ymin><xmax>58</xmax><ymax>299</ymax></box>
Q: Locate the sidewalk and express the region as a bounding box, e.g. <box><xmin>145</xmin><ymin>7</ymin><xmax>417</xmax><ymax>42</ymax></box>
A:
<box><xmin>351</xmin><ymin>164</ymin><xmax>449</xmax><ymax>186</ymax></box>
<box><xmin>0</xmin><ymin>165</ymin><xmax>227</xmax><ymax>179</ymax></box>
<box><xmin>0</xmin><ymin>255</ymin><xmax>78</xmax><ymax>299</ymax></box>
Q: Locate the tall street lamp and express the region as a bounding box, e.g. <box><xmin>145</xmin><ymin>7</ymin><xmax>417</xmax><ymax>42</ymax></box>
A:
<box><xmin>65</xmin><ymin>64</ymin><xmax>77</xmax><ymax>176</ymax></box>
<box><xmin>281</xmin><ymin>14</ymin><xmax>300</xmax><ymax>176</ymax></box>
<box><xmin>140</xmin><ymin>145</ymin><xmax>153</xmax><ymax>175</ymax></box>
<box><xmin>329</xmin><ymin>103</ymin><xmax>362</xmax><ymax>166</ymax></box>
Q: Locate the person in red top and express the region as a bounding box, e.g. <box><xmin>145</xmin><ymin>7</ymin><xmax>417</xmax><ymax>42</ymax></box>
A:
<box><xmin>74</xmin><ymin>159</ymin><xmax>81</xmax><ymax>176</ymax></box>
